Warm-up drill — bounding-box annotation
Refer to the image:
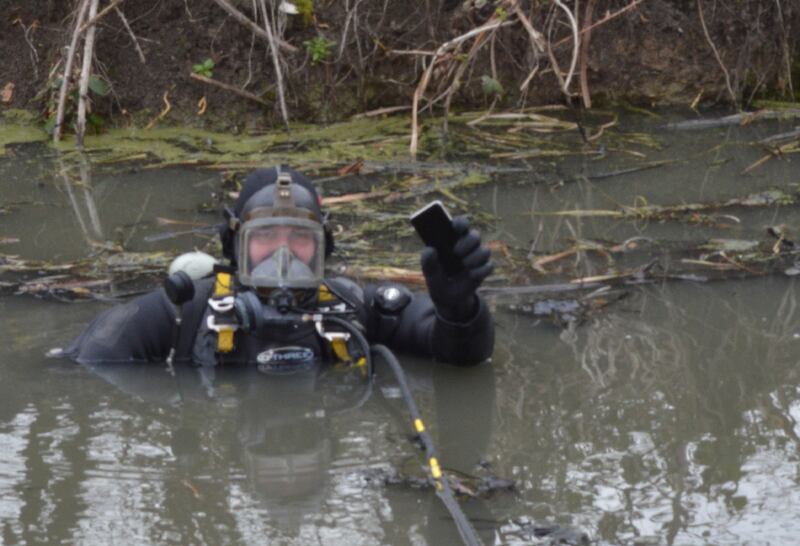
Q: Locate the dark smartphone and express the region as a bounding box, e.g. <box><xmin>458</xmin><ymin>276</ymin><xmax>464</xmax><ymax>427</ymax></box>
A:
<box><xmin>410</xmin><ymin>200</ymin><xmax>464</xmax><ymax>276</ymax></box>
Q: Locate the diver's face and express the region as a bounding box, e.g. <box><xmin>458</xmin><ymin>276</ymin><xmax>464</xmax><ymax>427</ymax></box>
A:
<box><xmin>249</xmin><ymin>226</ymin><xmax>316</xmax><ymax>265</ymax></box>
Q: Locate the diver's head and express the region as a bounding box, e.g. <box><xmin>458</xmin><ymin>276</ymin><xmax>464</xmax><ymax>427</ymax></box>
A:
<box><xmin>220</xmin><ymin>167</ymin><xmax>334</xmax><ymax>304</ymax></box>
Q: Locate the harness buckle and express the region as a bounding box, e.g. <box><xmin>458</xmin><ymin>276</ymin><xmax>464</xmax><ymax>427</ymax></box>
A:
<box><xmin>313</xmin><ymin>317</ymin><xmax>351</xmax><ymax>342</ymax></box>
<box><xmin>209</xmin><ymin>295</ymin><xmax>235</xmax><ymax>313</ymax></box>
<box><xmin>206</xmin><ymin>314</ymin><xmax>237</xmax><ymax>333</ymax></box>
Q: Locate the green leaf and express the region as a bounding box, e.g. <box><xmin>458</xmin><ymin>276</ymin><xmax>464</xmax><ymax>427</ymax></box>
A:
<box><xmin>480</xmin><ymin>75</ymin><xmax>504</xmax><ymax>96</ymax></box>
<box><xmin>89</xmin><ymin>75</ymin><xmax>111</xmax><ymax>96</ymax></box>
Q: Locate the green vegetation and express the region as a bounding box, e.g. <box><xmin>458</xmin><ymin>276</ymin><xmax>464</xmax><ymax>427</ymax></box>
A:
<box><xmin>192</xmin><ymin>58</ymin><xmax>215</xmax><ymax>78</ymax></box>
<box><xmin>303</xmin><ymin>37</ymin><xmax>335</xmax><ymax>65</ymax></box>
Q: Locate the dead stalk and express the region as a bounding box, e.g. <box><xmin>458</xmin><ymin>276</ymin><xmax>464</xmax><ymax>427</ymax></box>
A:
<box><xmin>76</xmin><ymin>0</ymin><xmax>100</xmax><ymax>148</ymax></box>
<box><xmin>696</xmin><ymin>0</ymin><xmax>736</xmax><ymax>106</ymax></box>
<box><xmin>553</xmin><ymin>0</ymin><xmax>580</xmax><ymax>97</ymax></box>
<box><xmin>579</xmin><ymin>0</ymin><xmax>596</xmax><ymax>108</ymax></box>
<box><xmin>53</xmin><ymin>0</ymin><xmax>91</xmax><ymax>143</ymax></box>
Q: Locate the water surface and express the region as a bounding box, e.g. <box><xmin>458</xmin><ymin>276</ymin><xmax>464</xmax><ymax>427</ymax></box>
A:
<box><xmin>2</xmin><ymin>111</ymin><xmax>799</xmax><ymax>545</ymax></box>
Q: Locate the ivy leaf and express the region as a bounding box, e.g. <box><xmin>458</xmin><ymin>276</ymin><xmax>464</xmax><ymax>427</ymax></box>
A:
<box><xmin>88</xmin><ymin>75</ymin><xmax>111</xmax><ymax>96</ymax></box>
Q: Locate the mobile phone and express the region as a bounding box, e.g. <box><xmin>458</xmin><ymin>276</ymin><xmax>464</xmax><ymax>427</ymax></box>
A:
<box><xmin>410</xmin><ymin>200</ymin><xmax>464</xmax><ymax>276</ymax></box>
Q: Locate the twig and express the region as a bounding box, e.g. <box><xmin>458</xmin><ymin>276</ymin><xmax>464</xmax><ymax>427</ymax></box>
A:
<box><xmin>210</xmin><ymin>0</ymin><xmax>298</xmax><ymax>53</ymax></box>
<box><xmin>189</xmin><ymin>73</ymin><xmax>269</xmax><ymax>106</ymax></box>
<box><xmin>351</xmin><ymin>105</ymin><xmax>411</xmax><ymax>119</ymax></box>
<box><xmin>54</xmin><ymin>0</ymin><xmax>91</xmax><ymax>143</ymax></box>
<box><xmin>554</xmin><ymin>0</ymin><xmax>646</xmax><ymax>47</ymax></box>
<box><xmin>443</xmin><ymin>29</ymin><xmax>493</xmax><ymax>146</ymax></box>
<box><xmin>79</xmin><ymin>0</ymin><xmax>124</xmax><ymax>33</ymax></box>
<box><xmin>16</xmin><ymin>19</ymin><xmax>40</xmax><ymax>80</ymax></box>
<box><xmin>257</xmin><ymin>0</ymin><xmax>290</xmax><ymax>132</ymax></box>
<box><xmin>410</xmin><ymin>18</ymin><xmax>514</xmax><ymax>158</ymax></box>
<box><xmin>513</xmin><ymin>3</ymin><xmax>544</xmax><ymax>92</ymax></box>
<box><xmin>579</xmin><ymin>0</ymin><xmax>596</xmax><ymax>108</ymax></box>
<box><xmin>76</xmin><ymin>0</ymin><xmax>100</xmax><ymax>148</ymax></box>
<box><xmin>114</xmin><ymin>6</ymin><xmax>146</xmax><ymax>63</ymax></box>
<box><xmin>696</xmin><ymin>0</ymin><xmax>736</xmax><ymax>106</ymax></box>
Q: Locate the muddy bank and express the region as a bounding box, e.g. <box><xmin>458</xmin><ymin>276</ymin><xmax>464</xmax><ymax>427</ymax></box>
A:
<box><xmin>1</xmin><ymin>0</ymin><xmax>798</xmax><ymax>134</ymax></box>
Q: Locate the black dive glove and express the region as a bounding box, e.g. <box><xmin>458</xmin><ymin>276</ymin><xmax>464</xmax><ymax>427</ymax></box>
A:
<box><xmin>421</xmin><ymin>216</ymin><xmax>494</xmax><ymax>323</ymax></box>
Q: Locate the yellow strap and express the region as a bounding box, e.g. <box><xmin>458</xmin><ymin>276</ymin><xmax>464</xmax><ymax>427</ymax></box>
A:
<box><xmin>429</xmin><ymin>457</ymin><xmax>442</xmax><ymax>479</ymax></box>
<box><xmin>331</xmin><ymin>338</ymin><xmax>351</xmax><ymax>362</ymax></box>
<box><xmin>414</xmin><ymin>419</ymin><xmax>425</xmax><ymax>433</ymax></box>
<box><xmin>217</xmin><ymin>329</ymin><xmax>234</xmax><ymax>352</ymax></box>
<box><xmin>214</xmin><ymin>272</ymin><xmax>232</xmax><ymax>296</ymax></box>
<box><xmin>214</xmin><ymin>271</ymin><xmax>235</xmax><ymax>353</ymax></box>
<box><xmin>318</xmin><ymin>283</ymin><xmax>335</xmax><ymax>302</ymax></box>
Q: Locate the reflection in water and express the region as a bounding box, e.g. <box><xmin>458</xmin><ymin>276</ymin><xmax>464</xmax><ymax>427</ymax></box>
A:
<box><xmin>493</xmin><ymin>278</ymin><xmax>800</xmax><ymax>545</ymax></box>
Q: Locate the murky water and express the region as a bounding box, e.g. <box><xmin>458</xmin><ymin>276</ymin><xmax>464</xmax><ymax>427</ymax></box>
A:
<box><xmin>2</xmin><ymin>111</ymin><xmax>800</xmax><ymax>545</ymax></box>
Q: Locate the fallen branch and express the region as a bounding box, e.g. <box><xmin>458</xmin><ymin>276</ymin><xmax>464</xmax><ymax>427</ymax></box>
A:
<box><xmin>664</xmin><ymin>109</ymin><xmax>800</xmax><ymax>130</ymax></box>
<box><xmin>189</xmin><ymin>73</ymin><xmax>269</xmax><ymax>106</ymax></box>
<box><xmin>53</xmin><ymin>0</ymin><xmax>91</xmax><ymax>143</ymax></box>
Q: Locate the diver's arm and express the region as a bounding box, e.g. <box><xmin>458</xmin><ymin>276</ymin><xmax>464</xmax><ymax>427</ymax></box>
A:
<box><xmin>361</xmin><ymin>285</ymin><xmax>494</xmax><ymax>366</ymax></box>
<box><xmin>64</xmin><ymin>288</ymin><xmax>176</xmax><ymax>364</ymax></box>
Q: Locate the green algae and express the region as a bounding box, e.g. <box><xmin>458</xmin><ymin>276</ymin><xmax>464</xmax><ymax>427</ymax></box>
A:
<box><xmin>48</xmin><ymin>115</ymin><xmax>422</xmax><ymax>169</ymax></box>
<box><xmin>0</xmin><ymin>126</ymin><xmax>48</xmax><ymax>155</ymax></box>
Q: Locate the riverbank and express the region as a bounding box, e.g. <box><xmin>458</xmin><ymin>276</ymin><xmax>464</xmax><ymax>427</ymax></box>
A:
<box><xmin>1</xmin><ymin>0</ymin><xmax>798</xmax><ymax>138</ymax></box>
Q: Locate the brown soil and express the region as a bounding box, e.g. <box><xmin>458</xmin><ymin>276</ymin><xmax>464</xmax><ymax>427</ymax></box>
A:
<box><xmin>1</xmin><ymin>0</ymin><xmax>798</xmax><ymax>132</ymax></box>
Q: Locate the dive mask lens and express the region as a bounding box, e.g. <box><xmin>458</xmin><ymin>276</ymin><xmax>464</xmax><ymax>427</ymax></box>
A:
<box><xmin>238</xmin><ymin>219</ymin><xmax>325</xmax><ymax>290</ymax></box>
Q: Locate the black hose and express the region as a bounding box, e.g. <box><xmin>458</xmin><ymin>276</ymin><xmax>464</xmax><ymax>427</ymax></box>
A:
<box><xmin>317</xmin><ymin>318</ymin><xmax>482</xmax><ymax>546</ymax></box>
<box><xmin>371</xmin><ymin>343</ymin><xmax>484</xmax><ymax>546</ymax></box>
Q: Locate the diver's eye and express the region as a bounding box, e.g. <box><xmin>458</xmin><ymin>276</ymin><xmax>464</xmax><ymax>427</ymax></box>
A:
<box><xmin>289</xmin><ymin>231</ymin><xmax>314</xmax><ymax>245</ymax></box>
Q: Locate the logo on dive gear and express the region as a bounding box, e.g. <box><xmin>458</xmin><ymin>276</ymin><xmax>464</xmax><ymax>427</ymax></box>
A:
<box><xmin>256</xmin><ymin>346</ymin><xmax>315</xmax><ymax>373</ymax></box>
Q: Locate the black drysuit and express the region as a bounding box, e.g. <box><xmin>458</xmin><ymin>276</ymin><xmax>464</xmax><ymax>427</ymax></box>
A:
<box><xmin>65</xmin><ymin>276</ymin><xmax>494</xmax><ymax>367</ymax></box>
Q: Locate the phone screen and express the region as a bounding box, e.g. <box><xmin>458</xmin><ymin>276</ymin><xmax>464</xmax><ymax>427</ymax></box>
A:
<box><xmin>410</xmin><ymin>201</ymin><xmax>464</xmax><ymax>276</ymax></box>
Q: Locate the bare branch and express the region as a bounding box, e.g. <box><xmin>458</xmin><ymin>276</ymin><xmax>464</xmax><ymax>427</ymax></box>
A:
<box><xmin>114</xmin><ymin>6</ymin><xmax>146</xmax><ymax>64</ymax></box>
<box><xmin>76</xmin><ymin>0</ymin><xmax>100</xmax><ymax>148</ymax></box>
<box><xmin>697</xmin><ymin>0</ymin><xmax>736</xmax><ymax>106</ymax></box>
<box><xmin>53</xmin><ymin>0</ymin><xmax>91</xmax><ymax>143</ymax></box>
<box><xmin>210</xmin><ymin>0</ymin><xmax>298</xmax><ymax>53</ymax></box>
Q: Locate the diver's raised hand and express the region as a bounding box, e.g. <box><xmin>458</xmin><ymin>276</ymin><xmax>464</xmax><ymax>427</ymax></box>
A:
<box><xmin>421</xmin><ymin>216</ymin><xmax>494</xmax><ymax>323</ymax></box>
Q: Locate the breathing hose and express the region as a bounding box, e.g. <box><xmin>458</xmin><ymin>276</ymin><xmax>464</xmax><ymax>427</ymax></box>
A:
<box><xmin>319</xmin><ymin>316</ymin><xmax>483</xmax><ymax>546</ymax></box>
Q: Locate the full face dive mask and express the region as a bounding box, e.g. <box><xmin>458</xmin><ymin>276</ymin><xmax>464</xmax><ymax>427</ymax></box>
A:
<box><xmin>237</xmin><ymin>173</ymin><xmax>326</xmax><ymax>309</ymax></box>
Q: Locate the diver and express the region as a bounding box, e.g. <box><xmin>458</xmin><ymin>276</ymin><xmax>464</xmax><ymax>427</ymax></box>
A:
<box><xmin>62</xmin><ymin>166</ymin><xmax>495</xmax><ymax>369</ymax></box>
